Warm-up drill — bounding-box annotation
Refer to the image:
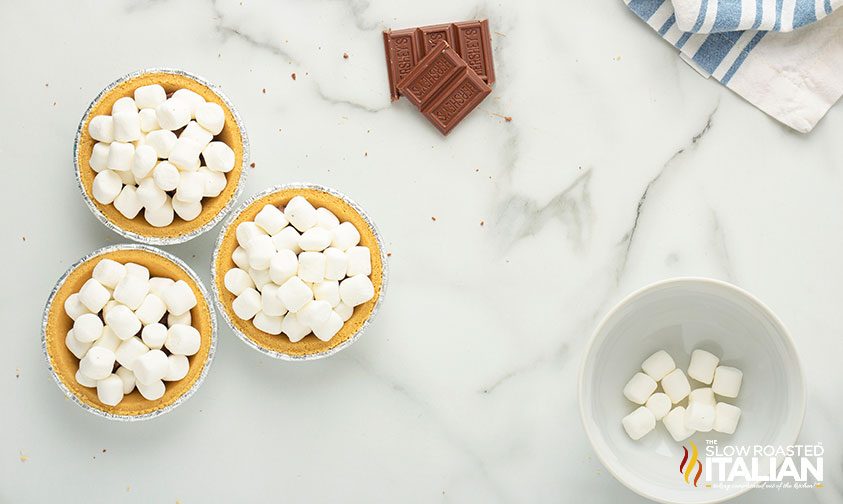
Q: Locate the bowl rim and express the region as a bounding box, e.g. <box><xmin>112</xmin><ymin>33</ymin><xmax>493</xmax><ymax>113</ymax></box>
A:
<box><xmin>41</xmin><ymin>243</ymin><xmax>218</xmax><ymax>421</ymax></box>
<box><xmin>577</xmin><ymin>276</ymin><xmax>806</xmax><ymax>504</ymax></box>
<box><xmin>210</xmin><ymin>183</ymin><xmax>389</xmax><ymax>361</ymax></box>
<box><xmin>73</xmin><ymin>67</ymin><xmax>250</xmax><ymax>245</ymax></box>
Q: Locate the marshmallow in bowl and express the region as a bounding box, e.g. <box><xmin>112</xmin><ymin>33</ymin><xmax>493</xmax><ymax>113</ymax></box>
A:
<box><xmin>621</xmin><ymin>406</ymin><xmax>655</xmax><ymax>441</ymax></box>
<box><xmin>62</xmin><ymin>257</ymin><xmax>203</xmax><ymax>407</ymax></box>
<box><xmin>223</xmin><ymin>195</ymin><xmax>376</xmax><ymax>343</ymax></box>
<box><xmin>688</xmin><ymin>349</ymin><xmax>719</xmax><ymax>384</ymax></box>
<box><xmin>85</xmin><ymin>85</ymin><xmax>236</xmax><ymax>227</ymax></box>
<box><xmin>712</xmin><ymin>366</ymin><xmax>743</xmax><ymax>398</ymax></box>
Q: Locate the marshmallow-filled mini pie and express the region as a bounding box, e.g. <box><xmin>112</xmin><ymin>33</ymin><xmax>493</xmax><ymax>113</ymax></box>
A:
<box><xmin>75</xmin><ymin>69</ymin><xmax>248</xmax><ymax>244</ymax></box>
<box><xmin>213</xmin><ymin>185</ymin><xmax>387</xmax><ymax>360</ymax></box>
<box><xmin>43</xmin><ymin>245</ymin><xmax>216</xmax><ymax>420</ymax></box>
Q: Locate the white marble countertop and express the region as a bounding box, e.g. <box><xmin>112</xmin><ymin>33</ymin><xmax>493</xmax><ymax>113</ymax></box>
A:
<box><xmin>2</xmin><ymin>0</ymin><xmax>842</xmax><ymax>502</ymax></box>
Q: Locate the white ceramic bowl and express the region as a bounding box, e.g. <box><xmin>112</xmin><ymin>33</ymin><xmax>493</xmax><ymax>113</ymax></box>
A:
<box><xmin>579</xmin><ymin>278</ymin><xmax>805</xmax><ymax>504</ymax></box>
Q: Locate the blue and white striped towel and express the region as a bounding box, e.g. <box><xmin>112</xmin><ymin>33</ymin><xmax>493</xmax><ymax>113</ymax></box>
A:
<box><xmin>671</xmin><ymin>0</ymin><xmax>842</xmax><ymax>33</ymax></box>
<box><xmin>626</xmin><ymin>0</ymin><xmax>843</xmax><ymax>132</ymax></box>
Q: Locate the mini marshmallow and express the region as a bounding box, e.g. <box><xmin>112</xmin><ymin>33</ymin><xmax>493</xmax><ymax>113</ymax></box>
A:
<box><xmin>712</xmin><ymin>366</ymin><xmax>743</xmax><ymax>398</ymax></box>
<box><xmin>80</xmin><ymin>346</ymin><xmax>116</xmax><ymax>380</ymax></box>
<box><xmin>323</xmin><ymin>248</ymin><xmax>348</xmax><ymax>281</ymax></box>
<box><xmin>135</xmin><ymin>293</ymin><xmax>167</xmax><ymax>326</ymax></box>
<box><xmin>138</xmin><ymin>108</ymin><xmax>160</xmax><ymax>132</ymax></box>
<box><xmin>297</xmin><ymin>252</ymin><xmax>326</xmax><ymax>283</ymax></box>
<box><xmin>125</xmin><ymin>262</ymin><xmax>150</xmax><ymax>281</ymax></box>
<box><xmin>232</xmin><ymin>247</ymin><xmax>250</xmax><ymax>270</ymax></box>
<box><xmin>623</xmin><ymin>372</ymin><xmax>657</xmax><ymax>405</ymax></box>
<box><xmin>113</xmin><ymin>274</ymin><xmax>149</xmax><ymax>310</ymax></box>
<box><xmin>714</xmin><ymin>403</ymin><xmax>742</xmax><ymax>434</ymax></box>
<box><xmin>689</xmin><ymin>387</ymin><xmax>716</xmax><ymax>406</ymax></box>
<box><xmin>315</xmin><ymin>207</ymin><xmax>340</xmax><ymax>229</ymax></box>
<box><xmin>115</xmin><ymin>336</ymin><xmax>149</xmax><ymax>371</ymax></box>
<box><xmin>134</xmin><ymin>84</ymin><xmax>167</xmax><ymax>109</ymax></box>
<box><xmin>117</xmin><ymin>168</ymin><xmax>137</xmax><ymax>186</ymax></box>
<box><xmin>92</xmin><ymin>170</ymin><xmax>123</xmax><ymax>205</ymax></box>
<box><xmin>137</xmin><ymin>177</ymin><xmax>168</xmax><ymax>209</ymax></box>
<box><xmin>76</xmin><ymin>368</ymin><xmax>97</xmax><ymax>387</ymax></box>
<box><xmin>313</xmin><ymin>280</ymin><xmax>340</xmax><ymax>307</ymax></box>
<box><xmin>260</xmin><ymin>284</ymin><xmax>287</xmax><ymax>317</ymax></box>
<box><xmin>164</xmin><ymin>354</ymin><xmax>190</xmax><ymax>381</ymax></box>
<box><xmin>137</xmin><ymin>378</ymin><xmax>166</xmax><ymax>400</ymax></box>
<box><xmin>156</xmin><ymin>97</ymin><xmax>191</xmax><ymax>130</ymax></box>
<box><xmin>89</xmin><ymin>142</ymin><xmax>110</xmax><ymax>172</ymax></box>
<box><xmin>199</xmin><ymin>166</ymin><xmax>226</xmax><ymax>197</ymax></box>
<box><xmin>334</xmin><ymin>302</ymin><xmax>353</xmax><ymax>322</ymax></box>
<box><xmin>131</xmin><ymin>145</ymin><xmax>158</xmax><ymax>179</ymax></box>
<box><xmin>64</xmin><ymin>293</ymin><xmax>92</xmax><ymax>321</ymax></box>
<box><xmin>114</xmin><ymin>184</ymin><xmax>143</xmax><ymax>219</ymax></box>
<box><xmin>173</xmin><ymin>88</ymin><xmax>205</xmax><ymax>117</ymax></box>
<box><xmin>236</xmin><ymin>221</ymin><xmax>267</xmax><ymax>249</ymax></box>
<box><xmin>102</xmin><ymin>300</ymin><xmax>119</xmax><ymax>318</ymax></box>
<box><xmin>106</xmin><ymin>141</ymin><xmax>134</xmax><ymax>171</ymax></box>
<box><xmin>168</xmin><ymin>310</ymin><xmax>191</xmax><ymax>327</ymax></box>
<box><xmin>254</xmin><ymin>204</ymin><xmax>289</xmax><ymax>235</ymax></box>
<box><xmin>312</xmin><ymin>310</ymin><xmax>343</xmax><ymax>341</ymax></box>
<box><xmin>145</xmin><ymin>129</ymin><xmax>178</xmax><ymax>158</ymax></box>
<box><xmin>297</xmin><ymin>300</ymin><xmax>332</xmax><ymax>328</ymax></box>
<box><xmin>141</xmin><ymin>323</ymin><xmax>168</xmax><ymax>350</ymax></box>
<box><xmin>97</xmin><ymin>374</ymin><xmax>124</xmax><ymax>406</ymax></box>
<box><xmin>248</xmin><ymin>267</ymin><xmax>272</xmax><ymax>291</ymax></box>
<box><xmin>148</xmin><ymin>277</ymin><xmax>175</xmax><ymax>297</ymax></box>
<box><xmin>247</xmin><ymin>234</ymin><xmax>275</xmax><ymax>270</ymax></box>
<box><xmin>688</xmin><ymin>349</ymin><xmax>720</xmax><ymax>384</ymax></box>
<box><xmin>165</xmin><ymin>324</ymin><xmax>201</xmax><ymax>356</ymax></box>
<box><xmin>93</xmin><ymin>327</ymin><xmax>121</xmax><ymax>352</ymax></box>
<box><xmin>232</xmin><ymin>288</ymin><xmax>262</xmax><ymax>320</ymax></box>
<box><xmin>645</xmin><ymin>392</ymin><xmax>672</xmax><ymax>420</ymax></box>
<box><xmin>345</xmin><ymin>246</ymin><xmax>371</xmax><ymax>277</ymax></box>
<box><xmin>284</xmin><ymin>196</ymin><xmax>317</xmax><ymax>231</ymax></box>
<box><xmin>281</xmin><ymin>312</ymin><xmax>310</xmax><ymax>342</ymax></box>
<box><xmin>161</xmin><ymin>280</ymin><xmax>197</xmax><ymax>316</ymax></box>
<box><xmin>89</xmin><ymin>115</ymin><xmax>114</xmax><ymax>143</ymax></box>
<box><xmin>339</xmin><ymin>275</ymin><xmax>375</xmax><ymax>307</ymax></box>
<box><xmin>115</xmin><ymin>366</ymin><xmax>136</xmax><ymax>394</ymax></box>
<box><xmin>79</xmin><ymin>278</ymin><xmax>111</xmax><ymax>312</ymax></box>
<box><xmin>113</xmin><ymin>109</ymin><xmax>142</xmax><ymax>142</ymax></box>
<box><xmin>661</xmin><ymin>369</ymin><xmax>691</xmax><ymax>404</ymax></box>
<box><xmin>195</xmin><ymin>101</ymin><xmax>225</xmax><ymax>135</ymax></box>
<box><xmin>269</xmin><ymin>249</ymin><xmax>298</xmax><ymax>285</ymax></box>
<box><xmin>299</xmin><ymin>227</ymin><xmax>333</xmax><ymax>252</ymax></box>
<box><xmin>663</xmin><ymin>407</ymin><xmax>696</xmax><ymax>442</ymax></box>
<box><xmin>224</xmin><ymin>268</ymin><xmax>255</xmax><ymax>296</ymax></box>
<box><xmin>133</xmin><ymin>349</ymin><xmax>169</xmax><ymax>384</ymax></box>
<box><xmin>93</xmin><ymin>259</ymin><xmax>127</xmax><ymax>289</ymax></box>
<box><xmin>685</xmin><ymin>402</ymin><xmax>715</xmax><ymax>432</ymax></box>
<box><xmin>169</xmin><ymin>137</ymin><xmax>203</xmax><ymax>171</ymax></box>
<box><xmin>144</xmin><ymin>197</ymin><xmax>175</xmax><ymax>227</ymax></box>
<box><xmin>253</xmin><ymin>311</ymin><xmax>283</xmax><ymax>335</ymax></box>
<box><xmin>331</xmin><ymin>222</ymin><xmax>361</xmax><ymax>251</ymax></box>
<box><xmin>150</xmin><ymin>161</ymin><xmax>179</xmax><ymax>192</ymax></box>
<box><xmin>74</xmin><ymin>313</ymin><xmax>106</xmax><ymax>345</ymax></box>
<box><xmin>641</xmin><ymin>350</ymin><xmax>676</xmax><ymax>381</ymax></box>
<box><xmin>105</xmin><ymin>304</ymin><xmax>142</xmax><ymax>340</ymax></box>
<box><xmin>65</xmin><ymin>329</ymin><xmax>93</xmax><ymax>359</ymax></box>
<box><xmin>202</xmin><ymin>141</ymin><xmax>235</xmax><ymax>173</ymax></box>
<box><xmin>173</xmin><ymin>197</ymin><xmax>202</xmax><ymax>221</ymax></box>
<box><xmin>112</xmin><ymin>96</ymin><xmax>138</xmax><ymax>115</ymax></box>
<box><xmin>278</xmin><ymin>276</ymin><xmax>313</xmax><ymax>313</ymax></box>
<box><xmin>622</xmin><ymin>406</ymin><xmax>656</xmax><ymax>441</ymax></box>
<box><xmin>181</xmin><ymin>121</ymin><xmax>213</xmax><ymax>148</ymax></box>
<box><xmin>271</xmin><ymin>226</ymin><xmax>302</xmax><ymax>254</ymax></box>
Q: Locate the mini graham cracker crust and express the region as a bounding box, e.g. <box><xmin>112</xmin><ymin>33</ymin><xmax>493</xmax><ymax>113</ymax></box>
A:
<box><xmin>43</xmin><ymin>246</ymin><xmax>215</xmax><ymax>419</ymax></box>
<box><xmin>214</xmin><ymin>186</ymin><xmax>386</xmax><ymax>359</ymax></box>
<box><xmin>75</xmin><ymin>69</ymin><xmax>247</xmax><ymax>243</ymax></box>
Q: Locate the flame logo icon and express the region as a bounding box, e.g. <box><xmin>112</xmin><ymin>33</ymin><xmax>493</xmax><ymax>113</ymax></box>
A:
<box><xmin>679</xmin><ymin>441</ymin><xmax>703</xmax><ymax>487</ymax></box>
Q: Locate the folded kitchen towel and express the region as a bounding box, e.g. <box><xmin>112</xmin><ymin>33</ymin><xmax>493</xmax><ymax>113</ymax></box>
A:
<box><xmin>626</xmin><ymin>0</ymin><xmax>843</xmax><ymax>132</ymax></box>
<box><xmin>671</xmin><ymin>0</ymin><xmax>842</xmax><ymax>33</ymax></box>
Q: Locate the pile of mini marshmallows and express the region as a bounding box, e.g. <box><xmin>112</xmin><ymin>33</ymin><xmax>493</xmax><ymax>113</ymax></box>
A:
<box><xmin>63</xmin><ymin>258</ymin><xmax>200</xmax><ymax>406</ymax></box>
<box><xmin>87</xmin><ymin>84</ymin><xmax>235</xmax><ymax>227</ymax></box>
<box><xmin>622</xmin><ymin>349</ymin><xmax>743</xmax><ymax>442</ymax></box>
<box><xmin>224</xmin><ymin>195</ymin><xmax>375</xmax><ymax>342</ymax></box>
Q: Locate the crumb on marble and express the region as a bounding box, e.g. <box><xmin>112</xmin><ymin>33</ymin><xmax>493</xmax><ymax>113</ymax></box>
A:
<box><xmin>494</xmin><ymin>31</ymin><xmax>506</xmax><ymax>37</ymax></box>
<box><xmin>16</xmin><ymin>368</ymin><xmax>20</xmax><ymax>378</ymax></box>
<box><xmin>386</xmin><ymin>252</ymin><xmax>392</xmax><ymax>257</ymax></box>
<box><xmin>22</xmin><ymin>236</ymin><xmax>26</xmax><ymax>242</ymax></box>
<box><xmin>431</xmin><ymin>216</ymin><xmax>437</xmax><ymax>222</ymax></box>
<box><xmin>480</xmin><ymin>220</ymin><xmax>485</xmax><ymax>226</ymax></box>
<box><xmin>250</xmin><ymin>162</ymin><xmax>256</xmax><ymax>168</ymax></box>
<box><xmin>364</xmin><ymin>152</ymin><xmax>368</xmax><ymax>157</ymax></box>
<box><xmin>262</xmin><ymin>88</ymin><xmax>266</xmax><ymax>94</ymax></box>
<box><xmin>343</xmin><ymin>52</ymin><xmax>349</xmax><ymax>59</ymax></box>
<box><xmin>19</xmin><ymin>451</ymin><xmax>27</xmax><ymax>463</ymax></box>
<box><xmin>291</xmin><ymin>73</ymin><xmax>296</xmax><ymax>81</ymax></box>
